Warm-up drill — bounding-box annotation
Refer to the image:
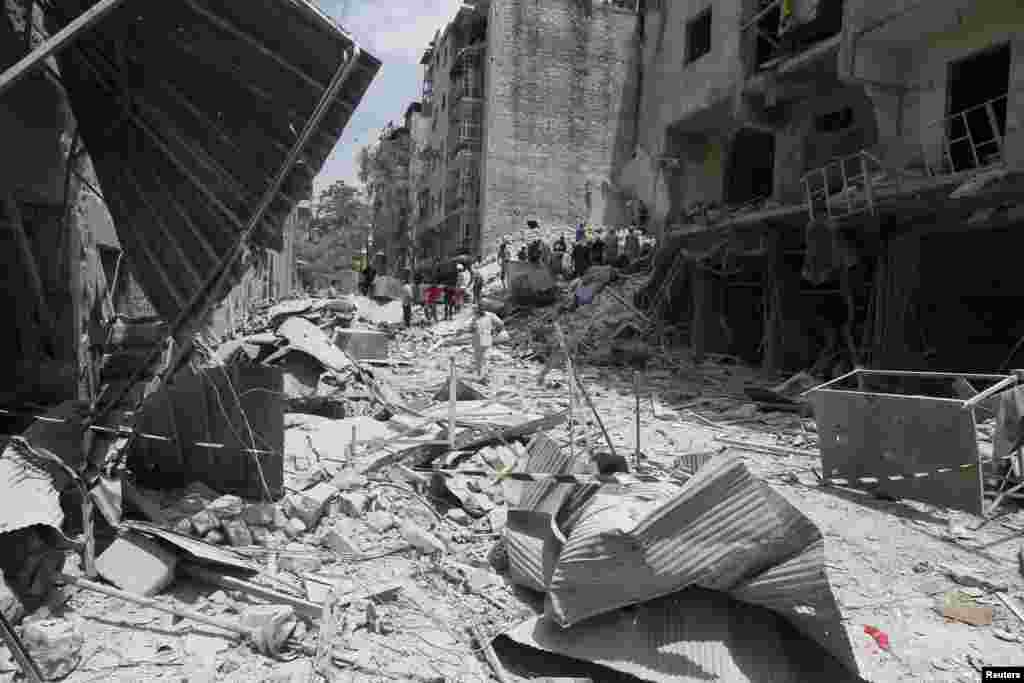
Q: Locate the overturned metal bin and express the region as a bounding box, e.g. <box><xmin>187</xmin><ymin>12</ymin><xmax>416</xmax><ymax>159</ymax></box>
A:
<box><xmin>805</xmin><ymin>369</ymin><xmax>1018</xmax><ymax>516</ymax></box>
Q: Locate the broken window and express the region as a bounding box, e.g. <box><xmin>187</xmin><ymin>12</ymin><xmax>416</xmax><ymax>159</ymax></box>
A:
<box><xmin>685</xmin><ymin>9</ymin><xmax>712</xmax><ymax>64</ymax></box>
<box><xmin>946</xmin><ymin>43</ymin><xmax>1009</xmax><ymax>173</ymax></box>
<box><xmin>815</xmin><ymin>107</ymin><xmax>853</xmax><ymax>133</ymax></box>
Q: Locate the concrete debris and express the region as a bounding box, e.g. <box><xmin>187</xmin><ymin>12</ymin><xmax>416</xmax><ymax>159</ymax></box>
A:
<box><xmin>399</xmin><ymin>519</ymin><xmax>446</xmax><ymax>555</ymax></box>
<box><xmin>320</xmin><ymin>527</ymin><xmax>361</xmax><ymax>557</ymax></box>
<box><xmin>207</xmin><ymin>495</ymin><xmax>245</xmax><ymax>520</ymax></box>
<box><xmin>95</xmin><ymin>532</ymin><xmax>178</xmax><ymax>597</ymax></box>
<box><xmin>336</xmin><ymin>492</ymin><xmax>369</xmax><ymax>518</ymax></box>
<box><xmin>284</xmin><ymin>483</ymin><xmax>337</xmax><ymax>528</ymax></box>
<box><xmin>942</xmin><ymin>564</ymin><xmax>1010</xmax><ymax>594</ymax></box>
<box><xmin>365</xmin><ymin>510</ymin><xmax>396</xmax><ymax>533</ymax></box>
<box><xmin>22</xmin><ymin>618</ymin><xmax>83</xmax><ymax>681</ymax></box>
<box><xmin>283</xmin><ymin>518</ymin><xmax>308</xmax><ymax>539</ymax></box>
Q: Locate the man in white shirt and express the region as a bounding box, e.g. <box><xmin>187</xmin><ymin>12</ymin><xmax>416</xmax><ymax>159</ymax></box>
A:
<box><xmin>471</xmin><ymin>306</ymin><xmax>505</xmax><ymax>382</ymax></box>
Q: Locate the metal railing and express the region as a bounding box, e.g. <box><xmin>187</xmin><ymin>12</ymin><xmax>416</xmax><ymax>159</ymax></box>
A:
<box><xmin>802</xmin><ymin>150</ymin><xmax>883</xmax><ymax>222</ymax></box>
<box><xmin>921</xmin><ymin>94</ymin><xmax>1007</xmax><ymax>177</ymax></box>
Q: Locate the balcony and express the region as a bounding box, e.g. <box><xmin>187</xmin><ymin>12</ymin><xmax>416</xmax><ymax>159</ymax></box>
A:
<box><xmin>921</xmin><ymin>95</ymin><xmax>1007</xmax><ymax>178</ymax></box>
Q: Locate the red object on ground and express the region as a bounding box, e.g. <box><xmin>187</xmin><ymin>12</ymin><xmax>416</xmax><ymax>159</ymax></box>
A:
<box><xmin>863</xmin><ymin>625</ymin><xmax>890</xmax><ymax>651</ymax></box>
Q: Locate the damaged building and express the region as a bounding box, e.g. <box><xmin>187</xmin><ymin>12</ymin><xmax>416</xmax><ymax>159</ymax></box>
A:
<box><xmin>404</xmin><ymin>0</ymin><xmax>642</xmax><ymax>262</ymax></box>
<box><xmin>628</xmin><ymin>0</ymin><xmax>1024</xmax><ymax>373</ymax></box>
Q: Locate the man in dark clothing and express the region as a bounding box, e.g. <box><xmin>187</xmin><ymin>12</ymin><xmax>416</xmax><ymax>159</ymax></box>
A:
<box><xmin>517</xmin><ymin>245</ymin><xmax>528</xmax><ymax>262</ymax></box>
<box><xmin>591</xmin><ymin>234</ymin><xmax>605</xmax><ymax>266</ymax></box>
<box><xmin>472</xmin><ymin>266</ymin><xmax>484</xmax><ymax>304</ymax></box>
<box><xmin>552</xmin><ymin>236</ymin><xmax>567</xmax><ymax>278</ymax></box>
<box><xmin>571</xmin><ymin>241</ymin><xmax>589</xmax><ymax>279</ymax></box>
<box><xmin>498</xmin><ymin>238</ymin><xmax>510</xmax><ymax>288</ymax></box>
<box><xmin>360</xmin><ymin>264</ymin><xmax>377</xmax><ymax>296</ymax></box>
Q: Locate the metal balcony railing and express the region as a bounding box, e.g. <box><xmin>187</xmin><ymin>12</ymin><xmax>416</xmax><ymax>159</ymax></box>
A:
<box><xmin>921</xmin><ymin>94</ymin><xmax>1007</xmax><ymax>177</ymax></box>
<box><xmin>802</xmin><ymin>150</ymin><xmax>884</xmax><ymax>223</ymax></box>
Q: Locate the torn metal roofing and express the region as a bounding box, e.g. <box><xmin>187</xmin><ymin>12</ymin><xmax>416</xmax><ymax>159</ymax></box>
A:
<box><xmin>505</xmin><ymin>588</ymin><xmax>863</xmax><ymax>683</ymax></box>
<box><xmin>544</xmin><ymin>455</ymin><xmax>859</xmax><ymax>674</ymax></box>
<box><xmin>50</xmin><ymin>0</ymin><xmax>380</xmax><ymax>322</ymax></box>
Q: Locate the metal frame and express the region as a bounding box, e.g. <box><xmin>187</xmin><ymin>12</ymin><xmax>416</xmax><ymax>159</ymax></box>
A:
<box><xmin>0</xmin><ymin>0</ymin><xmax>129</xmax><ymax>98</ymax></box>
<box><xmin>805</xmin><ymin>369</ymin><xmax>1019</xmax><ymax>516</ymax></box>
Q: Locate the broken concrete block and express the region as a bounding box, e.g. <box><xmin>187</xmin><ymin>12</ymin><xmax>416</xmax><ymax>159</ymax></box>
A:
<box><xmin>173</xmin><ymin>517</ymin><xmax>194</xmax><ymax>536</ymax></box>
<box><xmin>284</xmin><ymin>483</ymin><xmax>337</xmax><ymax>528</ymax></box>
<box><xmin>239</xmin><ymin>605</ymin><xmax>298</xmax><ymax>655</ymax></box>
<box><xmin>207</xmin><ymin>495</ymin><xmax>244</xmax><ymax>520</ymax></box>
<box><xmin>465</xmin><ymin>568</ymin><xmax>501</xmax><ymax>595</ymax></box>
<box><xmin>399</xmin><ymin>520</ymin><xmax>446</xmax><ymax>555</ymax></box>
<box><xmin>446</xmin><ymin>508</ymin><xmax>471</xmax><ymax>526</ymax></box>
<box><xmin>250</xmin><ymin>526</ymin><xmax>273</xmax><ymax>546</ymax></box>
<box><xmin>96</xmin><ymin>533</ymin><xmax>178</xmax><ymax>597</ymax></box>
<box><xmin>365</xmin><ymin>511</ymin><xmax>395</xmax><ymax>534</ymax></box>
<box><xmin>223</xmin><ymin>519</ymin><xmax>253</xmax><ymax>547</ymax></box>
<box><xmin>337</xmin><ymin>492</ymin><xmax>368</xmax><ymax>518</ymax></box>
<box><xmin>277</xmin><ymin>544</ymin><xmax>322</xmax><ymax>574</ymax></box>
<box><xmin>283</xmin><ymin>518</ymin><xmax>307</xmax><ymax>539</ymax></box>
<box><xmin>242</xmin><ymin>503</ymin><xmax>277</xmax><ymax>527</ymax></box>
<box><xmin>190</xmin><ymin>510</ymin><xmax>220</xmax><ymax>536</ymax></box>
<box><xmin>204</xmin><ymin>530</ymin><xmax>226</xmax><ymax>545</ymax></box>
<box><xmin>22</xmin><ymin>618</ymin><xmax>83</xmax><ymax>681</ymax></box>
<box><xmin>488</xmin><ymin>508</ymin><xmax>508</xmax><ymax>534</ymax></box>
<box><xmin>331</xmin><ymin>468</ymin><xmax>367</xmax><ymax>492</ymax></box>
<box><xmin>321</xmin><ymin>528</ymin><xmax>361</xmax><ymax>557</ymax></box>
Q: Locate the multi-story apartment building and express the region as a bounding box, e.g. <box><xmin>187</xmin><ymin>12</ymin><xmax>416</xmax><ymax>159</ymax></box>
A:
<box><xmin>366</xmin><ymin>123</ymin><xmax>412</xmax><ymax>274</ymax></box>
<box><xmin>631</xmin><ymin>0</ymin><xmax>1024</xmax><ymax>373</ymax></box>
<box><xmin>407</xmin><ymin>0</ymin><xmax>642</xmax><ymax>263</ymax></box>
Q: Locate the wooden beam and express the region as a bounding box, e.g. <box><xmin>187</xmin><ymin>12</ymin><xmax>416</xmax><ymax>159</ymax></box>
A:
<box><xmin>0</xmin><ymin>0</ymin><xmax>129</xmax><ymax>98</ymax></box>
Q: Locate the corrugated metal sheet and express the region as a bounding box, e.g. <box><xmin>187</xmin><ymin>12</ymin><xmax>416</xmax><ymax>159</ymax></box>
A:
<box><xmin>52</xmin><ymin>0</ymin><xmax>380</xmax><ymax>324</ymax></box>
<box><xmin>505</xmin><ymin>509</ymin><xmax>565</xmax><ymax>593</ymax></box>
<box><xmin>518</xmin><ymin>432</ymin><xmax>577</xmax><ymax>514</ymax></box>
<box><xmin>544</xmin><ymin>455</ymin><xmax>858</xmax><ymax>674</ymax></box>
<box><xmin>505</xmin><ymin>588</ymin><xmax>863</xmax><ymax>683</ymax></box>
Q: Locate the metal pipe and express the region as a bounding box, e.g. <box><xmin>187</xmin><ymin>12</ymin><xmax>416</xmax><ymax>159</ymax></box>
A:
<box><xmin>0</xmin><ymin>0</ymin><xmax>128</xmax><ymax>98</ymax></box>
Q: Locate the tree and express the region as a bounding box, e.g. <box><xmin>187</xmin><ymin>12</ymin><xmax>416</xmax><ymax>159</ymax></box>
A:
<box><xmin>295</xmin><ymin>179</ymin><xmax>371</xmax><ymax>286</ymax></box>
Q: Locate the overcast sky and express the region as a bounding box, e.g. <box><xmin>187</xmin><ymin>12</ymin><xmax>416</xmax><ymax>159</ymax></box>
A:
<box><xmin>312</xmin><ymin>0</ymin><xmax>462</xmax><ymax>199</ymax></box>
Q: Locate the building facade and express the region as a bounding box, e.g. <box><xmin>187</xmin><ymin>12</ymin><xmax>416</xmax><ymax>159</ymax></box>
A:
<box><xmin>630</xmin><ymin>0</ymin><xmax>1024</xmax><ymax>373</ymax></box>
<box><xmin>405</xmin><ymin>0</ymin><xmax>642</xmax><ymax>263</ymax></box>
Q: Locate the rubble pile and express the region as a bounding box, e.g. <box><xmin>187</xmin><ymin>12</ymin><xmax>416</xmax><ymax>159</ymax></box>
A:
<box><xmin>6</xmin><ymin>280</ymin><xmax>1024</xmax><ymax>683</ymax></box>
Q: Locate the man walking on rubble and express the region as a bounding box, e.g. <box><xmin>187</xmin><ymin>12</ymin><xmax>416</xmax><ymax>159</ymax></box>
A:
<box><xmin>471</xmin><ymin>306</ymin><xmax>505</xmax><ymax>383</ymax></box>
<box><xmin>401</xmin><ymin>276</ymin><xmax>414</xmax><ymax>327</ymax></box>
<box><xmin>625</xmin><ymin>225</ymin><xmax>640</xmax><ymax>263</ymax></box>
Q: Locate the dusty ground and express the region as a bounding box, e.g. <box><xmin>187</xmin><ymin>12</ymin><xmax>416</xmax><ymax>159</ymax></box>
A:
<box><xmin>3</xmin><ymin>283</ymin><xmax>1024</xmax><ymax>683</ymax></box>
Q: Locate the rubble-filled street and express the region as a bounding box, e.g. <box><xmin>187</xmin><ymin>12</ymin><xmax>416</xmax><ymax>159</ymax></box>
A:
<box><xmin>5</xmin><ymin>266</ymin><xmax>1024</xmax><ymax>683</ymax></box>
<box><xmin>4</xmin><ymin>0</ymin><xmax>1024</xmax><ymax>681</ymax></box>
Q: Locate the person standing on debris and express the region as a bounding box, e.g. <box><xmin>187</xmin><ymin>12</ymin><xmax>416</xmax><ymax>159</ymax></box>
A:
<box><xmin>472</xmin><ymin>264</ymin><xmax>484</xmax><ymax>304</ymax></box>
<box><xmin>605</xmin><ymin>228</ymin><xmax>619</xmax><ymax>267</ymax></box>
<box><xmin>327</xmin><ymin>280</ymin><xmax>339</xmax><ymax>298</ymax></box>
<box><xmin>625</xmin><ymin>226</ymin><xmax>640</xmax><ymax>263</ymax></box>
<box><xmin>401</xmin><ymin>277</ymin><xmax>414</xmax><ymax>327</ymax></box>
<box><xmin>571</xmin><ymin>239</ymin><xmax>587</xmax><ymax>279</ymax></box>
<box><xmin>551</xmin><ymin>235</ymin><xmax>566</xmax><ymax>279</ymax></box>
<box><xmin>517</xmin><ymin>243</ymin><xmax>528</xmax><ymax>261</ymax></box>
<box><xmin>457</xmin><ymin>263</ymin><xmax>471</xmax><ymax>311</ymax></box>
<box><xmin>575</xmin><ymin>222</ymin><xmax>585</xmax><ymax>243</ymax></box>
<box><xmin>591</xmin><ymin>231</ymin><xmax>606</xmax><ymax>266</ymax></box>
<box><xmin>470</xmin><ymin>306</ymin><xmax>505</xmax><ymax>382</ymax></box>
<box><xmin>498</xmin><ymin>237</ymin><xmax>511</xmax><ymax>289</ymax></box>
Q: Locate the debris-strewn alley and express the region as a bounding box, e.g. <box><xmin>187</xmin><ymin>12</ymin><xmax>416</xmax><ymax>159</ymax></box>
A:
<box><xmin>5</xmin><ymin>265</ymin><xmax>1024</xmax><ymax>683</ymax></box>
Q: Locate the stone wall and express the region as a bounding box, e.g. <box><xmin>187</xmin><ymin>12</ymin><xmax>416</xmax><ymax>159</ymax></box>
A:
<box><xmin>481</xmin><ymin>0</ymin><xmax>640</xmax><ymax>257</ymax></box>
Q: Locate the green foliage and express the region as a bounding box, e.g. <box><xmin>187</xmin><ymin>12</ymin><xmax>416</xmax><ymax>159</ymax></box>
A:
<box><xmin>296</xmin><ymin>179</ymin><xmax>371</xmax><ymax>284</ymax></box>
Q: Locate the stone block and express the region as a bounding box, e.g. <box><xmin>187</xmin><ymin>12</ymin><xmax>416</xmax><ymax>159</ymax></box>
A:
<box><xmin>242</xmin><ymin>503</ymin><xmax>278</xmax><ymax>527</ymax></box>
<box><xmin>96</xmin><ymin>532</ymin><xmax>178</xmax><ymax>597</ymax></box>
<box><xmin>283</xmin><ymin>518</ymin><xmax>307</xmax><ymax>539</ymax></box>
<box><xmin>365</xmin><ymin>511</ymin><xmax>395</xmax><ymax>534</ymax></box>
<box><xmin>337</xmin><ymin>492</ymin><xmax>369</xmax><ymax>519</ymax></box>
<box><xmin>207</xmin><ymin>495</ymin><xmax>244</xmax><ymax>520</ymax></box>
<box><xmin>223</xmin><ymin>519</ymin><xmax>253</xmax><ymax>547</ymax></box>
<box><xmin>284</xmin><ymin>483</ymin><xmax>337</xmax><ymax>529</ymax></box>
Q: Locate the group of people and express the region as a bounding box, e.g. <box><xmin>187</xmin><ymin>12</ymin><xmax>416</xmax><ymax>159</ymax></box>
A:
<box><xmin>409</xmin><ymin>260</ymin><xmax>485</xmax><ymax>325</ymax></box>
<box><xmin>497</xmin><ymin>225</ymin><xmax>647</xmax><ymax>286</ymax></box>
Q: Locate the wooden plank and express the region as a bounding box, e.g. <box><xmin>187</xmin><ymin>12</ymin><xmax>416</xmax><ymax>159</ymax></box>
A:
<box><xmin>0</xmin><ymin>0</ymin><xmax>129</xmax><ymax>98</ymax></box>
